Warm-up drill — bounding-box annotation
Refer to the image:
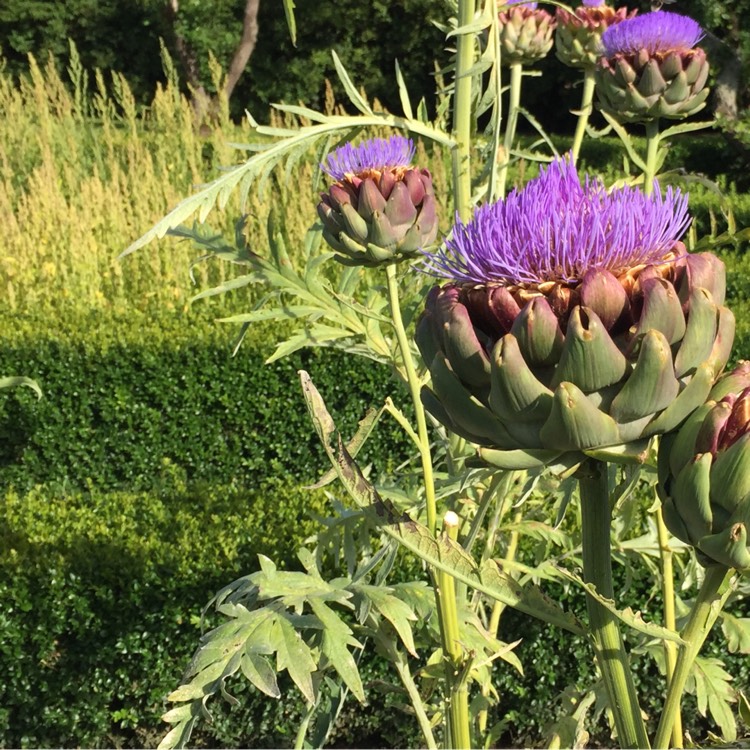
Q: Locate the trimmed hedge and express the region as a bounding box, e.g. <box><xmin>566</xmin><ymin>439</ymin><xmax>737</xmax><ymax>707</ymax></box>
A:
<box><xmin>0</xmin><ymin>308</ymin><xmax>413</xmax><ymax>492</ymax></box>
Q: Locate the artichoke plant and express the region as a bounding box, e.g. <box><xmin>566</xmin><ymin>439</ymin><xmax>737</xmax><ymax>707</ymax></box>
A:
<box><xmin>556</xmin><ymin>0</ymin><xmax>635</xmax><ymax>71</ymax></box>
<box><xmin>317</xmin><ymin>135</ymin><xmax>438</xmax><ymax>267</ymax></box>
<box><xmin>498</xmin><ymin>1</ymin><xmax>556</xmax><ymax>66</ymax></box>
<box><xmin>595</xmin><ymin>10</ymin><xmax>709</xmax><ymax>122</ymax></box>
<box><xmin>417</xmin><ymin>157</ymin><xmax>734</xmax><ymax>471</ymax></box>
<box><xmin>658</xmin><ymin>363</ymin><xmax>750</xmax><ymax>570</ymax></box>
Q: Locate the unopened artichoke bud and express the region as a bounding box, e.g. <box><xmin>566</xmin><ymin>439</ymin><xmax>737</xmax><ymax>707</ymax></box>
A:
<box><xmin>658</xmin><ymin>364</ymin><xmax>750</xmax><ymax>570</ymax></box>
<box><xmin>596</xmin><ymin>10</ymin><xmax>709</xmax><ymax>123</ymax></box>
<box><xmin>556</xmin><ymin>0</ymin><xmax>635</xmax><ymax>71</ymax></box>
<box><xmin>418</xmin><ymin>156</ymin><xmax>734</xmax><ymax>472</ymax></box>
<box><xmin>317</xmin><ymin>136</ymin><xmax>438</xmax><ymax>267</ymax></box>
<box><xmin>499</xmin><ymin>2</ymin><xmax>556</xmax><ymax>66</ymax></box>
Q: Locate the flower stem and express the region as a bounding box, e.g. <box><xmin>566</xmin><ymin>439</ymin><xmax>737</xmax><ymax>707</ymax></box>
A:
<box><xmin>577</xmin><ymin>460</ymin><xmax>650</xmax><ymax>749</ymax></box>
<box><xmin>440</xmin><ymin>512</ymin><xmax>472</xmax><ymax>749</ymax></box>
<box><xmin>384</xmin><ymin>265</ymin><xmax>471</xmax><ymax>748</ymax></box>
<box><xmin>452</xmin><ymin>0</ymin><xmax>476</xmax><ymax>222</ymax></box>
<box><xmin>498</xmin><ymin>62</ymin><xmax>523</xmax><ymax>198</ymax></box>
<box><xmin>655</xmin><ymin>504</ymin><xmax>682</xmax><ymax>748</ymax></box>
<box><xmin>653</xmin><ymin>565</ymin><xmax>732</xmax><ymax>749</ymax></box>
<box><xmin>643</xmin><ymin>119</ymin><xmax>661</xmax><ymax>196</ymax></box>
<box><xmin>385</xmin><ymin>263</ymin><xmax>437</xmax><ymax>534</ymax></box>
<box><xmin>477</xmin><ymin>490</ymin><xmax>522</xmax><ymax>742</ymax></box>
<box><xmin>571</xmin><ymin>68</ymin><xmax>596</xmax><ymax>164</ymax></box>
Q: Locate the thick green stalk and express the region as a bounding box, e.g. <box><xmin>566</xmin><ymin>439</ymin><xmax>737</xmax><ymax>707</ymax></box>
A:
<box><xmin>441</xmin><ymin>512</ymin><xmax>472</xmax><ymax>749</ymax></box>
<box><xmin>497</xmin><ymin>62</ymin><xmax>523</xmax><ymax>198</ymax></box>
<box><xmin>578</xmin><ymin>460</ymin><xmax>651</xmax><ymax>749</ymax></box>
<box><xmin>452</xmin><ymin>0</ymin><xmax>476</xmax><ymax>222</ymax></box>
<box><xmin>653</xmin><ymin>566</ymin><xmax>732</xmax><ymax>749</ymax></box>
<box><xmin>385</xmin><ymin>263</ymin><xmax>437</xmax><ymax>534</ymax></box>
<box><xmin>643</xmin><ymin>119</ymin><xmax>661</xmax><ymax>196</ymax></box>
<box><xmin>655</xmin><ymin>505</ymin><xmax>682</xmax><ymax>748</ymax></box>
<box><xmin>571</xmin><ymin>68</ymin><xmax>596</xmax><ymax>164</ymax></box>
<box><xmin>384</xmin><ymin>265</ymin><xmax>470</xmax><ymax>748</ymax></box>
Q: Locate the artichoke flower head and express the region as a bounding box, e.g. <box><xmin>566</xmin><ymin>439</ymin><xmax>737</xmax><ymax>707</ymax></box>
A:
<box><xmin>498</xmin><ymin>1</ymin><xmax>556</xmax><ymax>66</ymax></box>
<box><xmin>417</xmin><ymin>156</ymin><xmax>734</xmax><ymax>471</ymax></box>
<box><xmin>659</xmin><ymin>363</ymin><xmax>750</xmax><ymax>570</ymax></box>
<box><xmin>596</xmin><ymin>10</ymin><xmax>709</xmax><ymax>122</ymax></box>
<box><xmin>317</xmin><ymin>135</ymin><xmax>438</xmax><ymax>267</ymax></box>
<box><xmin>556</xmin><ymin>0</ymin><xmax>636</xmax><ymax>71</ymax></box>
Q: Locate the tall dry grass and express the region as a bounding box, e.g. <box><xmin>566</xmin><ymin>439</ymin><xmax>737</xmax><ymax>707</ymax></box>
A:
<box><xmin>0</xmin><ymin>44</ymin><xmax>450</xmax><ymax>318</ymax></box>
<box><xmin>0</xmin><ymin>45</ymin><xmax>280</xmax><ymax>314</ymax></box>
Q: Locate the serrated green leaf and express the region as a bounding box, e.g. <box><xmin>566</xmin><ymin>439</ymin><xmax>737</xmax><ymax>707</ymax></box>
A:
<box><xmin>331</xmin><ymin>50</ymin><xmax>373</xmax><ymax>116</ymax></box>
<box><xmin>660</xmin><ymin>120</ymin><xmax>714</xmax><ymax>139</ymax></box>
<box><xmin>394</xmin><ymin>59</ymin><xmax>414</xmax><ymax>119</ymax></box>
<box><xmin>737</xmin><ymin>690</ymin><xmax>750</xmax><ymax>727</ymax></box>
<box><xmin>0</xmin><ymin>376</ymin><xmax>42</xmax><ymax>398</ymax></box>
<box><xmin>273</xmin><ymin>614</ymin><xmax>318</xmax><ymax>704</ymax></box>
<box><xmin>299</xmin><ymin>370</ymin><xmax>585</xmax><ymax>635</ymax></box>
<box><xmin>550</xmin><ymin>565</ymin><xmax>686</xmax><ymax>644</ymax></box>
<box><xmin>354</xmin><ymin>583</ymin><xmax>419</xmax><ymax>656</ymax></box>
<box><xmin>308</xmin><ymin>599</ymin><xmax>365</xmax><ymax>702</ymax></box>
<box><xmin>308</xmin><ymin>406</ymin><xmax>386</xmax><ymax>489</ymax></box>
<box><xmin>600</xmin><ymin>111</ymin><xmax>648</xmax><ymax>172</ymax></box>
<box><xmin>240</xmin><ymin>653</ymin><xmax>281</xmax><ymax>698</ymax></box>
<box><xmin>281</xmin><ymin>0</ymin><xmax>296</xmax><ymax>44</ymax></box>
<box><xmin>690</xmin><ymin>655</ymin><xmax>736</xmax><ymax>742</ymax></box>
<box><xmin>266</xmin><ymin>326</ymin><xmax>354</xmax><ymax>364</ymax></box>
<box><xmin>272</xmin><ymin>103</ymin><xmax>329</xmax><ymax>122</ymax></box>
<box><xmin>158</xmin><ymin>703</ymin><xmax>201</xmax><ymax>750</ymax></box>
<box><xmin>721</xmin><ymin>613</ymin><xmax>750</xmax><ymax>654</ymax></box>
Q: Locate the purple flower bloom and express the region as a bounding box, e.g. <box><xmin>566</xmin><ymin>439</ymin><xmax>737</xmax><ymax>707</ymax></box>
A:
<box><xmin>582</xmin><ymin>0</ymin><xmax>605</xmax><ymax>6</ymax></box>
<box><xmin>321</xmin><ymin>135</ymin><xmax>415</xmax><ymax>182</ymax></box>
<box><xmin>422</xmin><ymin>156</ymin><xmax>691</xmax><ymax>285</ymax></box>
<box><xmin>601</xmin><ymin>10</ymin><xmax>703</xmax><ymax>57</ymax></box>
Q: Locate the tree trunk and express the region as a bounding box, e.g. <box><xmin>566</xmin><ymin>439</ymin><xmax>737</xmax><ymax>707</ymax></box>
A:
<box><xmin>701</xmin><ymin>30</ymin><xmax>741</xmax><ymax>120</ymax></box>
<box><xmin>164</xmin><ymin>0</ymin><xmax>208</xmax><ymax>102</ymax></box>
<box><xmin>225</xmin><ymin>0</ymin><xmax>261</xmax><ymax>101</ymax></box>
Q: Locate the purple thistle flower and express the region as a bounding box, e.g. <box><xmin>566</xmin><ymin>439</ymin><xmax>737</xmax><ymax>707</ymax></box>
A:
<box><xmin>601</xmin><ymin>10</ymin><xmax>703</xmax><ymax>57</ymax></box>
<box><xmin>321</xmin><ymin>135</ymin><xmax>415</xmax><ymax>182</ymax></box>
<box><xmin>422</xmin><ymin>156</ymin><xmax>691</xmax><ymax>286</ymax></box>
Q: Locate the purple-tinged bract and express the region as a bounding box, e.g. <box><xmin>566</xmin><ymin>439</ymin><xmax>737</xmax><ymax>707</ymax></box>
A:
<box><xmin>601</xmin><ymin>10</ymin><xmax>703</xmax><ymax>57</ymax></box>
<box><xmin>556</xmin><ymin>1</ymin><xmax>636</xmax><ymax>70</ymax></box>
<box><xmin>499</xmin><ymin>2</ymin><xmax>555</xmax><ymax>65</ymax></box>
<box><xmin>317</xmin><ymin>135</ymin><xmax>437</xmax><ymax>267</ymax></box>
<box><xmin>596</xmin><ymin>10</ymin><xmax>709</xmax><ymax>122</ymax></box>
<box><xmin>415</xmin><ymin>155</ymin><xmax>734</xmax><ymax>469</ymax></box>
<box><xmin>658</xmin><ymin>364</ymin><xmax>750</xmax><ymax>570</ymax></box>
<box><xmin>423</xmin><ymin>156</ymin><xmax>690</xmax><ymax>286</ymax></box>
<box><xmin>321</xmin><ymin>136</ymin><xmax>415</xmax><ymax>182</ymax></box>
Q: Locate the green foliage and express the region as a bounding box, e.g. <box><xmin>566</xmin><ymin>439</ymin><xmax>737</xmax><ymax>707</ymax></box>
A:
<box><xmin>0</xmin><ymin>472</ymin><xmax>330</xmax><ymax>748</ymax></box>
<box><xmin>0</xmin><ymin>308</ymin><xmax>413</xmax><ymax>492</ymax></box>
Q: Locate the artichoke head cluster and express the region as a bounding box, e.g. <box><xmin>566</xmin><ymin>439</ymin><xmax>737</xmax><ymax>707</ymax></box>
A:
<box><xmin>596</xmin><ymin>46</ymin><xmax>709</xmax><ymax>122</ymax></box>
<box><xmin>556</xmin><ymin>5</ymin><xmax>635</xmax><ymax>70</ymax></box>
<box><xmin>658</xmin><ymin>363</ymin><xmax>750</xmax><ymax>571</ymax></box>
<box><xmin>416</xmin><ymin>248</ymin><xmax>734</xmax><ymax>471</ymax></box>
<box><xmin>318</xmin><ymin>166</ymin><xmax>438</xmax><ymax>267</ymax></box>
<box><xmin>499</xmin><ymin>4</ymin><xmax>556</xmax><ymax>66</ymax></box>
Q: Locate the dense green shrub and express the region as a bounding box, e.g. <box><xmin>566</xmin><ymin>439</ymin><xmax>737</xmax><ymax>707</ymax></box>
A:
<box><xmin>0</xmin><ymin>472</ymin><xmax>330</xmax><ymax>747</ymax></box>
<box><xmin>0</xmin><ymin>308</ymin><xmax>413</xmax><ymax>492</ymax></box>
